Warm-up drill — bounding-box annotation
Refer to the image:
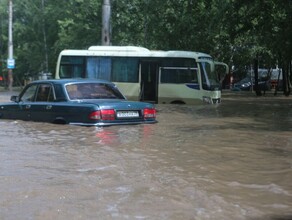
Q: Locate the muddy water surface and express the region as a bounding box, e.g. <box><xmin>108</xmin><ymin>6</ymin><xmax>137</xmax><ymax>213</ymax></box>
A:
<box><xmin>0</xmin><ymin>91</ymin><xmax>291</xmax><ymax>220</ymax></box>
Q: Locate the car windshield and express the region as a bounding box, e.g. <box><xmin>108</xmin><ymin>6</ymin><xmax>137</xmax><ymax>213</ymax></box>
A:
<box><xmin>65</xmin><ymin>83</ymin><xmax>125</xmax><ymax>100</ymax></box>
<box><xmin>238</xmin><ymin>77</ymin><xmax>252</xmax><ymax>84</ymax></box>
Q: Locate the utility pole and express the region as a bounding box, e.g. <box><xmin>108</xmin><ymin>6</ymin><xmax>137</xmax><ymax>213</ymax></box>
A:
<box><xmin>101</xmin><ymin>0</ymin><xmax>111</xmax><ymax>45</ymax></box>
<box><xmin>0</xmin><ymin>10</ymin><xmax>3</xmax><ymax>79</ymax></box>
<box><xmin>7</xmin><ymin>0</ymin><xmax>14</xmax><ymax>91</ymax></box>
<box><xmin>41</xmin><ymin>0</ymin><xmax>48</xmax><ymax>73</ymax></box>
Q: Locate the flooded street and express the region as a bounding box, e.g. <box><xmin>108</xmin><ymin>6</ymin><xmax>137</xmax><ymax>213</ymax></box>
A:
<box><xmin>0</xmin><ymin>91</ymin><xmax>291</xmax><ymax>220</ymax></box>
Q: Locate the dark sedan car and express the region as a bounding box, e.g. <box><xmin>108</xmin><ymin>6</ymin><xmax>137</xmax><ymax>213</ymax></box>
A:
<box><xmin>233</xmin><ymin>77</ymin><xmax>271</xmax><ymax>91</ymax></box>
<box><xmin>0</xmin><ymin>79</ymin><xmax>157</xmax><ymax>126</ymax></box>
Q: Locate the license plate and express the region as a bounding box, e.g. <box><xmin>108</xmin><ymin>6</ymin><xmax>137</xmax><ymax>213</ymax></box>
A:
<box><xmin>117</xmin><ymin>111</ymin><xmax>139</xmax><ymax>118</ymax></box>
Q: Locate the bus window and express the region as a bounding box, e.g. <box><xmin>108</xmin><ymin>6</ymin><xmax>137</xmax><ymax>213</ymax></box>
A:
<box><xmin>86</xmin><ymin>57</ymin><xmax>111</xmax><ymax>81</ymax></box>
<box><xmin>160</xmin><ymin>58</ymin><xmax>198</xmax><ymax>84</ymax></box>
<box><xmin>60</xmin><ymin>56</ymin><xmax>85</xmax><ymax>78</ymax></box>
<box><xmin>160</xmin><ymin>68</ymin><xmax>198</xmax><ymax>84</ymax></box>
<box><xmin>112</xmin><ymin>58</ymin><xmax>139</xmax><ymax>82</ymax></box>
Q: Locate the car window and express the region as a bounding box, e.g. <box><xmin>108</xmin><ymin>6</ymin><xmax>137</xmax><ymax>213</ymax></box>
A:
<box><xmin>90</xmin><ymin>84</ymin><xmax>119</xmax><ymax>99</ymax></box>
<box><xmin>66</xmin><ymin>83</ymin><xmax>125</xmax><ymax>100</ymax></box>
<box><xmin>66</xmin><ymin>84</ymin><xmax>83</xmax><ymax>99</ymax></box>
<box><xmin>35</xmin><ymin>84</ymin><xmax>54</xmax><ymax>102</ymax></box>
<box><xmin>20</xmin><ymin>84</ymin><xmax>38</xmax><ymax>102</ymax></box>
<box><xmin>53</xmin><ymin>84</ymin><xmax>67</xmax><ymax>101</ymax></box>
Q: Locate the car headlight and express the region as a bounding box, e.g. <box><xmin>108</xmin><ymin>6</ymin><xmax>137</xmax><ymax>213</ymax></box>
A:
<box><xmin>242</xmin><ymin>83</ymin><xmax>251</xmax><ymax>88</ymax></box>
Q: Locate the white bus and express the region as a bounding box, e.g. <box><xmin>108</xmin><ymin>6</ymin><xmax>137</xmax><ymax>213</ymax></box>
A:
<box><xmin>55</xmin><ymin>46</ymin><xmax>227</xmax><ymax>104</ymax></box>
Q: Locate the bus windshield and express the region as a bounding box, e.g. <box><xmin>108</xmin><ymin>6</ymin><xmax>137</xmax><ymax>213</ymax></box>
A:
<box><xmin>200</xmin><ymin>61</ymin><xmax>221</xmax><ymax>91</ymax></box>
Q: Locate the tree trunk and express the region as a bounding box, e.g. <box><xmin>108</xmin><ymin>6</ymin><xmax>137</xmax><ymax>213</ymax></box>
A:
<box><xmin>283</xmin><ymin>59</ymin><xmax>291</xmax><ymax>96</ymax></box>
<box><xmin>254</xmin><ymin>58</ymin><xmax>261</xmax><ymax>96</ymax></box>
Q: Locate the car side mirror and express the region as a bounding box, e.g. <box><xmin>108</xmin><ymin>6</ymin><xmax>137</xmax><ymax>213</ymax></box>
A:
<box><xmin>10</xmin><ymin>95</ymin><xmax>20</xmax><ymax>103</ymax></box>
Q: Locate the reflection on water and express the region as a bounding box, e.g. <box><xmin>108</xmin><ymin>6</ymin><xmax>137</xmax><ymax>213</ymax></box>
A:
<box><xmin>0</xmin><ymin>93</ymin><xmax>292</xmax><ymax>220</ymax></box>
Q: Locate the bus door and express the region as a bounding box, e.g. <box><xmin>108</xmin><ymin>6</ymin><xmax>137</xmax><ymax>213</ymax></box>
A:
<box><xmin>140</xmin><ymin>61</ymin><xmax>159</xmax><ymax>103</ymax></box>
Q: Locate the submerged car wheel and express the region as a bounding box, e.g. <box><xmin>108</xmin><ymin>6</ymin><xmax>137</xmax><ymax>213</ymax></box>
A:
<box><xmin>53</xmin><ymin>118</ymin><xmax>67</xmax><ymax>124</ymax></box>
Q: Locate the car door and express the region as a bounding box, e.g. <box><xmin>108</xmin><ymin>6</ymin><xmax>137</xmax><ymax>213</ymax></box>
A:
<box><xmin>28</xmin><ymin>83</ymin><xmax>55</xmax><ymax>122</ymax></box>
<box><xmin>16</xmin><ymin>84</ymin><xmax>38</xmax><ymax>121</ymax></box>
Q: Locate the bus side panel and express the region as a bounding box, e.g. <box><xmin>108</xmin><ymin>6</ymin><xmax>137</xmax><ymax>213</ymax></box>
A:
<box><xmin>115</xmin><ymin>83</ymin><xmax>140</xmax><ymax>101</ymax></box>
<box><xmin>158</xmin><ymin>84</ymin><xmax>203</xmax><ymax>104</ymax></box>
<box><xmin>158</xmin><ymin>84</ymin><xmax>221</xmax><ymax>104</ymax></box>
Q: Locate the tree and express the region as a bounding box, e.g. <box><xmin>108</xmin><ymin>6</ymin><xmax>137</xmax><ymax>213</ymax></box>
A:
<box><xmin>55</xmin><ymin>0</ymin><xmax>102</xmax><ymax>49</ymax></box>
<box><xmin>0</xmin><ymin>1</ymin><xmax>8</xmax><ymax>85</ymax></box>
<box><xmin>12</xmin><ymin>0</ymin><xmax>62</xmax><ymax>80</ymax></box>
<box><xmin>0</xmin><ymin>0</ymin><xmax>290</xmax><ymax>93</ymax></box>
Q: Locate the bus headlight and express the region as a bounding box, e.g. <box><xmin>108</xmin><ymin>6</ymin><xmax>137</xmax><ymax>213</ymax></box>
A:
<box><xmin>202</xmin><ymin>96</ymin><xmax>221</xmax><ymax>104</ymax></box>
<box><xmin>212</xmin><ymin>98</ymin><xmax>221</xmax><ymax>104</ymax></box>
<box><xmin>202</xmin><ymin>96</ymin><xmax>212</xmax><ymax>104</ymax></box>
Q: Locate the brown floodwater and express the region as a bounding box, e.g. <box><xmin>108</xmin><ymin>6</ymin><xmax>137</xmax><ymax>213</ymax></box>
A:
<box><xmin>0</xmin><ymin>91</ymin><xmax>291</xmax><ymax>220</ymax></box>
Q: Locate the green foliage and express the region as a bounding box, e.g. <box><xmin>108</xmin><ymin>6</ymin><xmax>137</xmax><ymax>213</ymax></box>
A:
<box><xmin>0</xmin><ymin>0</ymin><xmax>290</xmax><ymax>84</ymax></box>
<box><xmin>56</xmin><ymin>0</ymin><xmax>102</xmax><ymax>49</ymax></box>
<box><xmin>0</xmin><ymin>1</ymin><xmax>7</xmax><ymax>61</ymax></box>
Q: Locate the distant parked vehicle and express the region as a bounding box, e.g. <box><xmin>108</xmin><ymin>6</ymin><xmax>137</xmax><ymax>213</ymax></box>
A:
<box><xmin>0</xmin><ymin>79</ymin><xmax>157</xmax><ymax>126</ymax></box>
<box><xmin>233</xmin><ymin>77</ymin><xmax>271</xmax><ymax>91</ymax></box>
<box><xmin>270</xmin><ymin>68</ymin><xmax>283</xmax><ymax>90</ymax></box>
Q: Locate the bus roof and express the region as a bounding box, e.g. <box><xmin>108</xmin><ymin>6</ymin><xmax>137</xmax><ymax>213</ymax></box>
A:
<box><xmin>88</xmin><ymin>45</ymin><xmax>150</xmax><ymax>53</ymax></box>
<box><xmin>150</xmin><ymin>50</ymin><xmax>212</xmax><ymax>60</ymax></box>
<box><xmin>59</xmin><ymin>46</ymin><xmax>213</xmax><ymax>60</ymax></box>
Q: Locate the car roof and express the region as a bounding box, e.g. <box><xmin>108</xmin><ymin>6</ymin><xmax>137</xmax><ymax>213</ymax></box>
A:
<box><xmin>31</xmin><ymin>78</ymin><xmax>114</xmax><ymax>85</ymax></box>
